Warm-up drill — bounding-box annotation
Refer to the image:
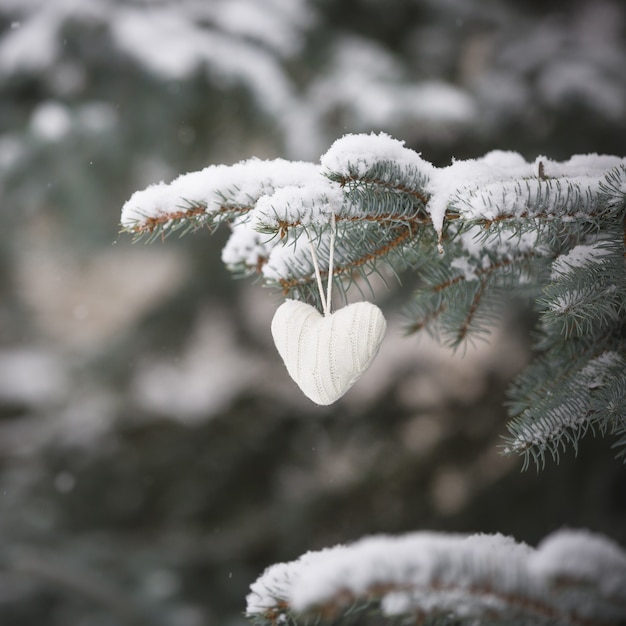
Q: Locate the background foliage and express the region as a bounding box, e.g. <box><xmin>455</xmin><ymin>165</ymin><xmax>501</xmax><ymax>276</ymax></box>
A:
<box><xmin>0</xmin><ymin>0</ymin><xmax>625</xmax><ymax>625</ymax></box>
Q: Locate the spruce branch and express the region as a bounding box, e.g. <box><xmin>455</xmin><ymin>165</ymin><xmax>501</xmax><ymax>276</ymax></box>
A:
<box><xmin>504</xmin><ymin>350</ymin><xmax>626</xmax><ymax>469</ymax></box>
<box><xmin>120</xmin><ymin>132</ymin><xmax>626</xmax><ymax>465</ymax></box>
<box><xmin>407</xmin><ymin>239</ymin><xmax>553</xmax><ymax>347</ymax></box>
<box><xmin>246</xmin><ymin>530</ymin><xmax>626</xmax><ymax>626</ymax></box>
<box><xmin>120</xmin><ymin>158</ymin><xmax>322</xmax><ymax>242</ymax></box>
<box><xmin>273</xmin><ymin>223</ymin><xmax>415</xmax><ymax>302</ymax></box>
<box><xmin>125</xmin><ymin>199</ymin><xmax>258</xmax><ymax>243</ymax></box>
<box><xmin>539</xmin><ymin>236</ymin><xmax>625</xmax><ymax>339</ymax></box>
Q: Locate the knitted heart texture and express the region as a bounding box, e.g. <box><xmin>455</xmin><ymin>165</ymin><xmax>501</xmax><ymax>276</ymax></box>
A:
<box><xmin>271</xmin><ymin>299</ymin><xmax>387</xmax><ymax>405</ymax></box>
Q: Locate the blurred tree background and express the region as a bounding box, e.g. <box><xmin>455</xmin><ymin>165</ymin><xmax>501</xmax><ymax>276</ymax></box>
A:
<box><xmin>0</xmin><ymin>1</ymin><xmax>625</xmax><ymax>625</ymax></box>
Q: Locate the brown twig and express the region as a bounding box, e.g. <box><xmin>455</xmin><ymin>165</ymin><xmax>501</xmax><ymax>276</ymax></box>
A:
<box><xmin>336</xmin><ymin>173</ymin><xmax>430</xmax><ymax>204</ymax></box>
<box><xmin>278</xmin><ymin>226</ymin><xmax>413</xmax><ymax>293</ymax></box>
<box><xmin>406</xmin><ymin>303</ymin><xmax>447</xmax><ymax>334</ymax></box>
<box><xmin>128</xmin><ymin>203</ymin><xmax>252</xmax><ymax>235</ymax></box>
<box><xmin>457</xmin><ymin>278</ymin><xmax>487</xmax><ymax>343</ymax></box>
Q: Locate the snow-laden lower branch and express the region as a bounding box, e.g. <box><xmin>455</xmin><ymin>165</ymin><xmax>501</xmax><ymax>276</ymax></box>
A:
<box><xmin>246</xmin><ymin>529</ymin><xmax>626</xmax><ymax>626</ymax></box>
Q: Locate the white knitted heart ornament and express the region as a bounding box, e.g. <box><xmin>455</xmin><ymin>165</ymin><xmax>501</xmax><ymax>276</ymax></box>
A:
<box><xmin>271</xmin><ymin>299</ymin><xmax>386</xmax><ymax>405</ymax></box>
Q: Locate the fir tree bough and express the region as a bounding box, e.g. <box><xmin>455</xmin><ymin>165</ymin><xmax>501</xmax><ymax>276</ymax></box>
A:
<box><xmin>245</xmin><ymin>529</ymin><xmax>626</xmax><ymax>626</ymax></box>
<box><xmin>120</xmin><ymin>132</ymin><xmax>626</xmax><ymax>469</ymax></box>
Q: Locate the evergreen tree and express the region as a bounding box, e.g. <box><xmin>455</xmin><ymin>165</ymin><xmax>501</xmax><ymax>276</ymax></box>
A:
<box><xmin>121</xmin><ymin>132</ymin><xmax>626</xmax><ymax>624</ymax></box>
<box><xmin>2</xmin><ymin>0</ymin><xmax>625</xmax><ymax>624</ymax></box>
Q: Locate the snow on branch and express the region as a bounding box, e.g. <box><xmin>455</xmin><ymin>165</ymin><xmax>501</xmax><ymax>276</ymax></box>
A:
<box><xmin>120</xmin><ymin>134</ymin><xmax>625</xmax><ymax>462</ymax></box>
<box><xmin>121</xmin><ymin>133</ymin><xmax>625</xmax><ymax>242</ymax></box>
<box><xmin>442</xmin><ymin>153</ymin><xmax>625</xmax><ymax>225</ymax></box>
<box><xmin>120</xmin><ymin>133</ymin><xmax>624</xmax><ymax>302</ymax></box>
<box><xmin>120</xmin><ymin>158</ymin><xmax>321</xmax><ymax>240</ymax></box>
<box><xmin>246</xmin><ymin>529</ymin><xmax>626</xmax><ymax>626</ymax></box>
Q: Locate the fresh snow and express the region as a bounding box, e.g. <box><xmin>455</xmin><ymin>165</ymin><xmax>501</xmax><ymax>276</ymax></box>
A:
<box><xmin>261</xmin><ymin>233</ymin><xmax>314</xmax><ymax>284</ymax></box>
<box><xmin>578</xmin><ymin>352</ymin><xmax>623</xmax><ymax>388</ymax></box>
<box><xmin>320</xmin><ymin>132</ymin><xmax>434</xmax><ymax>179</ymax></box>
<box><xmin>246</xmin><ymin>529</ymin><xmax>626</xmax><ymax>622</ymax></box>
<box><xmin>220</xmin><ymin>219</ymin><xmax>274</xmax><ymax>269</ymax></box>
<box><xmin>121</xmin><ymin>132</ymin><xmax>625</xmax><ymax>287</ymax></box>
<box><xmin>122</xmin><ymin>133</ymin><xmax>624</xmax><ymax>232</ymax></box>
<box><xmin>252</xmin><ymin>180</ymin><xmax>345</xmax><ymax>230</ymax></box>
<box><xmin>427</xmin><ymin>151</ymin><xmax>624</xmax><ymax>232</ymax></box>
<box><xmin>531</xmin><ymin>529</ymin><xmax>626</xmax><ymax>599</ymax></box>
<box><xmin>449</xmin><ymin>228</ymin><xmax>541</xmax><ymax>281</ymax></box>
<box><xmin>120</xmin><ymin>158</ymin><xmax>320</xmax><ymax>229</ymax></box>
<box><xmin>550</xmin><ymin>242</ymin><xmax>613</xmax><ymax>278</ymax></box>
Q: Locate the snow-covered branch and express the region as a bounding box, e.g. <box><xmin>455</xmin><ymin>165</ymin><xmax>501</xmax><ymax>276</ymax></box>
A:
<box><xmin>246</xmin><ymin>529</ymin><xmax>626</xmax><ymax>626</ymax></box>
<box><xmin>120</xmin><ymin>132</ymin><xmax>625</xmax><ymax>465</ymax></box>
<box><xmin>121</xmin><ymin>133</ymin><xmax>624</xmax><ymax>301</ymax></box>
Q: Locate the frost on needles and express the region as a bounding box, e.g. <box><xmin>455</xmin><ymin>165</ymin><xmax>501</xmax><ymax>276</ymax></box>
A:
<box><xmin>120</xmin><ymin>132</ymin><xmax>626</xmax><ymax>468</ymax></box>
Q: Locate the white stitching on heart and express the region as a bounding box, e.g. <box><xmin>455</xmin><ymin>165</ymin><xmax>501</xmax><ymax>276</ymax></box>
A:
<box><xmin>272</xmin><ymin>299</ymin><xmax>386</xmax><ymax>405</ymax></box>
